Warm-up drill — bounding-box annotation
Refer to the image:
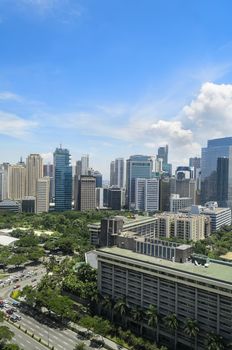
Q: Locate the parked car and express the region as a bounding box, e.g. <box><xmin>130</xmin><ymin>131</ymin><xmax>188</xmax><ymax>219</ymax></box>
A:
<box><xmin>10</xmin><ymin>315</ymin><xmax>18</xmax><ymax>322</ymax></box>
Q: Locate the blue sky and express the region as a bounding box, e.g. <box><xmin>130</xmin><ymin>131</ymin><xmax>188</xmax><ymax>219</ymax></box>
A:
<box><xmin>1</xmin><ymin>0</ymin><xmax>232</xmax><ymax>177</ymax></box>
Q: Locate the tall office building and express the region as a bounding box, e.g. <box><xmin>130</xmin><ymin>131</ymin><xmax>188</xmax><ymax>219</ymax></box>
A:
<box><xmin>8</xmin><ymin>164</ymin><xmax>26</xmax><ymax>200</ymax></box>
<box><xmin>54</xmin><ymin>147</ymin><xmax>72</xmax><ymax>211</ymax></box>
<box><xmin>158</xmin><ymin>144</ymin><xmax>168</xmax><ymax>164</ymax></box>
<box><xmin>76</xmin><ymin>175</ymin><xmax>96</xmax><ymax>211</ymax></box>
<box><xmin>81</xmin><ymin>154</ymin><xmax>89</xmax><ymax>175</ymax></box>
<box><xmin>201</xmin><ymin>137</ymin><xmax>232</xmax><ymax>207</ymax></box>
<box><xmin>75</xmin><ymin>160</ymin><xmax>82</xmax><ymax>178</ymax></box>
<box><xmin>26</xmin><ymin>154</ymin><xmax>43</xmax><ymax>197</ymax></box>
<box><xmin>36</xmin><ymin>177</ymin><xmax>50</xmax><ymax>214</ymax></box>
<box><xmin>110</xmin><ymin>161</ymin><xmax>115</xmax><ymax>186</ymax></box>
<box><xmin>114</xmin><ymin>158</ymin><xmax>124</xmax><ymax>188</ymax></box>
<box><xmin>189</xmin><ymin>157</ymin><xmax>201</xmax><ymax>179</ymax></box>
<box><xmin>93</xmin><ymin>171</ymin><xmax>103</xmax><ymax>188</ymax></box>
<box><xmin>43</xmin><ymin>163</ymin><xmax>54</xmax><ymax>202</ymax></box>
<box><xmin>216</xmin><ymin>157</ymin><xmax>229</xmax><ymax>207</ymax></box>
<box><xmin>135</xmin><ymin>178</ymin><xmax>159</xmax><ymax>212</ymax></box>
<box><xmin>0</xmin><ymin>163</ymin><xmax>9</xmax><ymax>200</ymax></box>
<box><xmin>126</xmin><ymin>155</ymin><xmax>153</xmax><ymax>209</ymax></box>
<box><xmin>108</xmin><ymin>187</ymin><xmax>122</xmax><ymax>210</ymax></box>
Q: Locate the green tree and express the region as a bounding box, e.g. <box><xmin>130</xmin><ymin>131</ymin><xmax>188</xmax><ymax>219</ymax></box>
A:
<box><xmin>131</xmin><ymin>306</ymin><xmax>144</xmax><ymax>334</ymax></box>
<box><xmin>205</xmin><ymin>333</ymin><xmax>225</xmax><ymax>350</ymax></box>
<box><xmin>0</xmin><ymin>326</ymin><xmax>14</xmax><ymax>346</ymax></box>
<box><xmin>146</xmin><ymin>305</ymin><xmax>159</xmax><ymax>343</ymax></box>
<box><xmin>73</xmin><ymin>342</ymin><xmax>86</xmax><ymax>350</ymax></box>
<box><xmin>183</xmin><ymin>318</ymin><xmax>199</xmax><ymax>349</ymax></box>
<box><xmin>163</xmin><ymin>313</ymin><xmax>178</xmax><ymax>350</ymax></box>
<box><xmin>3</xmin><ymin>345</ymin><xmax>21</xmax><ymax>350</ymax></box>
<box><xmin>114</xmin><ymin>298</ymin><xmax>129</xmax><ymax>327</ymax></box>
<box><xmin>101</xmin><ymin>296</ymin><xmax>115</xmax><ymax>321</ymax></box>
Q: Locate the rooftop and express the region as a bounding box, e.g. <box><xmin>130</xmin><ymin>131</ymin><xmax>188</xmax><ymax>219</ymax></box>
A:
<box><xmin>98</xmin><ymin>247</ymin><xmax>232</xmax><ymax>285</ymax></box>
<box><xmin>0</xmin><ymin>235</ymin><xmax>19</xmax><ymax>246</ymax></box>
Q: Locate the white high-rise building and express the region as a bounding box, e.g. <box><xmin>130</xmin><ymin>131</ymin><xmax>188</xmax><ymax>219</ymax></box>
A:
<box><xmin>81</xmin><ymin>154</ymin><xmax>89</xmax><ymax>175</ymax></box>
<box><xmin>26</xmin><ymin>154</ymin><xmax>43</xmax><ymax>197</ymax></box>
<box><xmin>114</xmin><ymin>158</ymin><xmax>124</xmax><ymax>188</ymax></box>
<box><xmin>8</xmin><ymin>164</ymin><xmax>26</xmax><ymax>200</ymax></box>
<box><xmin>135</xmin><ymin>178</ymin><xmax>159</xmax><ymax>212</ymax></box>
<box><xmin>36</xmin><ymin>177</ymin><xmax>50</xmax><ymax>213</ymax></box>
<box><xmin>0</xmin><ymin>163</ymin><xmax>9</xmax><ymax>200</ymax></box>
<box><xmin>170</xmin><ymin>194</ymin><xmax>193</xmax><ymax>213</ymax></box>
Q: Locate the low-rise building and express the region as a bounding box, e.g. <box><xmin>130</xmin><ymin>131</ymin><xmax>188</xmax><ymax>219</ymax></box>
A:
<box><xmin>97</xmin><ymin>246</ymin><xmax>232</xmax><ymax>350</ymax></box>
<box><xmin>180</xmin><ymin>202</ymin><xmax>231</xmax><ymax>232</ymax></box>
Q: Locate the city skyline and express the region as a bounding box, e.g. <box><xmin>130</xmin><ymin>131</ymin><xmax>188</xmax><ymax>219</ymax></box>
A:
<box><xmin>1</xmin><ymin>1</ymin><xmax>232</xmax><ymax>176</ymax></box>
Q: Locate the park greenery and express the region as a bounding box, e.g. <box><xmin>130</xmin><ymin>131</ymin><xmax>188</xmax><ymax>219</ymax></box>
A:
<box><xmin>1</xmin><ymin>211</ymin><xmax>232</xmax><ymax>349</ymax></box>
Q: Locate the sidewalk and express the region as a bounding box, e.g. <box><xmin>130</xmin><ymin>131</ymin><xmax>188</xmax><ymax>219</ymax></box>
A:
<box><xmin>69</xmin><ymin>321</ymin><xmax>128</xmax><ymax>350</ymax></box>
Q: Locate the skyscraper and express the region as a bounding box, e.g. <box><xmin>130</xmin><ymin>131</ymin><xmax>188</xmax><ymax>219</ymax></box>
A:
<box><xmin>76</xmin><ymin>175</ymin><xmax>96</xmax><ymax>211</ymax></box>
<box><xmin>126</xmin><ymin>155</ymin><xmax>153</xmax><ymax>209</ymax></box>
<box><xmin>81</xmin><ymin>154</ymin><xmax>89</xmax><ymax>175</ymax></box>
<box><xmin>135</xmin><ymin>178</ymin><xmax>159</xmax><ymax>212</ymax></box>
<box><xmin>114</xmin><ymin>158</ymin><xmax>124</xmax><ymax>188</ymax></box>
<box><xmin>201</xmin><ymin>137</ymin><xmax>232</xmax><ymax>207</ymax></box>
<box><xmin>110</xmin><ymin>161</ymin><xmax>115</xmax><ymax>186</ymax></box>
<box><xmin>36</xmin><ymin>177</ymin><xmax>50</xmax><ymax>213</ymax></box>
<box><xmin>189</xmin><ymin>157</ymin><xmax>201</xmax><ymax>179</ymax></box>
<box><xmin>8</xmin><ymin>164</ymin><xmax>26</xmax><ymax>200</ymax></box>
<box><xmin>54</xmin><ymin>147</ymin><xmax>72</xmax><ymax>211</ymax></box>
<box><xmin>26</xmin><ymin>154</ymin><xmax>43</xmax><ymax>197</ymax></box>
<box><xmin>158</xmin><ymin>144</ymin><xmax>168</xmax><ymax>164</ymax></box>
<box><xmin>93</xmin><ymin>171</ymin><xmax>103</xmax><ymax>188</ymax></box>
<box><xmin>216</xmin><ymin>157</ymin><xmax>229</xmax><ymax>207</ymax></box>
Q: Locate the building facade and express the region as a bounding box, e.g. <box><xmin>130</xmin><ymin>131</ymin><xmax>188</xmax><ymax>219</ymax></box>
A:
<box><xmin>54</xmin><ymin>147</ymin><xmax>72</xmax><ymax>211</ymax></box>
<box><xmin>36</xmin><ymin>177</ymin><xmax>50</xmax><ymax>213</ymax></box>
<box><xmin>76</xmin><ymin>175</ymin><xmax>96</xmax><ymax>211</ymax></box>
<box><xmin>97</xmin><ymin>247</ymin><xmax>232</xmax><ymax>350</ymax></box>
<box><xmin>8</xmin><ymin>164</ymin><xmax>26</xmax><ymax>200</ymax></box>
<box><xmin>126</xmin><ymin>155</ymin><xmax>153</xmax><ymax>210</ymax></box>
<box><xmin>170</xmin><ymin>194</ymin><xmax>193</xmax><ymax>213</ymax></box>
<box><xmin>135</xmin><ymin>178</ymin><xmax>159</xmax><ymax>212</ymax></box>
<box><xmin>26</xmin><ymin>154</ymin><xmax>43</xmax><ymax>197</ymax></box>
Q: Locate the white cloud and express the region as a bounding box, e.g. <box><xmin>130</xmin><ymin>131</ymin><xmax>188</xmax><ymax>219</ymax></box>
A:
<box><xmin>0</xmin><ymin>111</ymin><xmax>37</xmax><ymax>138</ymax></box>
<box><xmin>0</xmin><ymin>92</ymin><xmax>23</xmax><ymax>102</ymax></box>
<box><xmin>41</xmin><ymin>152</ymin><xmax>53</xmax><ymax>163</ymax></box>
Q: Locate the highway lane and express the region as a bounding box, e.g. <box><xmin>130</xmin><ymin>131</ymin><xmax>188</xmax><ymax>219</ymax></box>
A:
<box><xmin>6</xmin><ymin>321</ymin><xmax>48</xmax><ymax>350</ymax></box>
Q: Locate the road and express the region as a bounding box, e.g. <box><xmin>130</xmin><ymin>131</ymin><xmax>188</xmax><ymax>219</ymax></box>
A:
<box><xmin>0</xmin><ymin>264</ymin><xmax>97</xmax><ymax>350</ymax></box>
<box><xmin>6</xmin><ymin>321</ymin><xmax>48</xmax><ymax>350</ymax></box>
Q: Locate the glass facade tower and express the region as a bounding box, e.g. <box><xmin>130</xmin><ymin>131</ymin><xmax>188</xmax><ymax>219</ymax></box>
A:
<box><xmin>126</xmin><ymin>155</ymin><xmax>153</xmax><ymax>209</ymax></box>
<box><xmin>201</xmin><ymin>137</ymin><xmax>232</xmax><ymax>208</ymax></box>
<box><xmin>54</xmin><ymin>147</ymin><xmax>72</xmax><ymax>211</ymax></box>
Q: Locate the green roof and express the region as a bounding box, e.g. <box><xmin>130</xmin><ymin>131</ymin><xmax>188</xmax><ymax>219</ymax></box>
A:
<box><xmin>98</xmin><ymin>247</ymin><xmax>232</xmax><ymax>285</ymax></box>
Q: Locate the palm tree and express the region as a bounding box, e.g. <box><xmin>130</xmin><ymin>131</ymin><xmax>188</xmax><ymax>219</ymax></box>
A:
<box><xmin>205</xmin><ymin>333</ymin><xmax>225</xmax><ymax>350</ymax></box>
<box><xmin>183</xmin><ymin>318</ymin><xmax>199</xmax><ymax>349</ymax></box>
<box><xmin>131</xmin><ymin>306</ymin><xmax>144</xmax><ymax>334</ymax></box>
<box><xmin>114</xmin><ymin>298</ymin><xmax>129</xmax><ymax>327</ymax></box>
<box><xmin>101</xmin><ymin>296</ymin><xmax>114</xmax><ymax>321</ymax></box>
<box><xmin>164</xmin><ymin>313</ymin><xmax>178</xmax><ymax>350</ymax></box>
<box><xmin>146</xmin><ymin>305</ymin><xmax>159</xmax><ymax>343</ymax></box>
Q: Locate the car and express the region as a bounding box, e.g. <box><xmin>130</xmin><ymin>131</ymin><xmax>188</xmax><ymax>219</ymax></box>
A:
<box><xmin>6</xmin><ymin>309</ymin><xmax>14</xmax><ymax>315</ymax></box>
<box><xmin>13</xmin><ymin>284</ymin><xmax>20</xmax><ymax>289</ymax></box>
<box><xmin>10</xmin><ymin>315</ymin><xmax>18</xmax><ymax>322</ymax></box>
<box><xmin>12</xmin><ymin>301</ymin><xmax>20</xmax><ymax>307</ymax></box>
<box><xmin>14</xmin><ymin>314</ymin><xmax>21</xmax><ymax>320</ymax></box>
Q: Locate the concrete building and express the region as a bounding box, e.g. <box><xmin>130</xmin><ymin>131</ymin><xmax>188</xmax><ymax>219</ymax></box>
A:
<box><xmin>114</xmin><ymin>158</ymin><xmax>124</xmax><ymax>188</ymax></box>
<box><xmin>36</xmin><ymin>177</ymin><xmax>50</xmax><ymax>213</ymax></box>
<box><xmin>96</xmin><ymin>187</ymin><xmax>104</xmax><ymax>209</ymax></box>
<box><xmin>135</xmin><ymin>178</ymin><xmax>159</xmax><ymax>212</ymax></box>
<box><xmin>76</xmin><ymin>175</ymin><xmax>96</xmax><ymax>211</ymax></box>
<box><xmin>89</xmin><ymin>215</ymin><xmax>158</xmax><ymax>246</ymax></box>
<box><xmin>8</xmin><ymin>164</ymin><xmax>26</xmax><ymax>200</ymax></box>
<box><xmin>180</xmin><ymin>202</ymin><xmax>232</xmax><ymax>232</ymax></box>
<box><xmin>21</xmin><ymin>196</ymin><xmax>36</xmax><ymax>213</ymax></box>
<box><xmin>155</xmin><ymin>212</ymin><xmax>209</xmax><ymax>241</ymax></box>
<box><xmin>81</xmin><ymin>154</ymin><xmax>89</xmax><ymax>175</ymax></box>
<box><xmin>110</xmin><ymin>161</ymin><xmax>115</xmax><ymax>186</ymax></box>
<box><xmin>0</xmin><ymin>199</ymin><xmax>21</xmax><ymax>212</ymax></box>
<box><xmin>189</xmin><ymin>157</ymin><xmax>201</xmax><ymax>179</ymax></box>
<box><xmin>26</xmin><ymin>154</ymin><xmax>43</xmax><ymax>197</ymax></box>
<box><xmin>108</xmin><ymin>187</ymin><xmax>122</xmax><ymax>210</ymax></box>
<box><xmin>97</xmin><ymin>247</ymin><xmax>232</xmax><ymax>350</ymax></box>
<box><xmin>170</xmin><ymin>194</ymin><xmax>193</xmax><ymax>213</ymax></box>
